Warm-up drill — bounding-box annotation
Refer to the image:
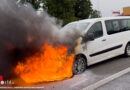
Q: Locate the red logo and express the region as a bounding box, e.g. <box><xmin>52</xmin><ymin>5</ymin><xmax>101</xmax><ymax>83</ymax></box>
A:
<box><xmin>0</xmin><ymin>75</ymin><xmax>3</xmax><ymax>81</ymax></box>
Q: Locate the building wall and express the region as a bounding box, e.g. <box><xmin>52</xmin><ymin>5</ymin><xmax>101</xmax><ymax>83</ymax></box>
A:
<box><xmin>123</xmin><ymin>7</ymin><xmax>130</xmax><ymax>16</ymax></box>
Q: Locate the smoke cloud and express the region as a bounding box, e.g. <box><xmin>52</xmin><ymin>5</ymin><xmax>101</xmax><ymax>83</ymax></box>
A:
<box><xmin>0</xmin><ymin>0</ymin><xmax>81</xmax><ymax>78</ymax></box>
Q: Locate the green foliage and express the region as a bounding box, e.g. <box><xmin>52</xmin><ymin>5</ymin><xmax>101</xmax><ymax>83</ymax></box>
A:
<box><xmin>43</xmin><ymin>0</ymin><xmax>79</xmax><ymax>25</ymax></box>
<box><xmin>90</xmin><ymin>10</ymin><xmax>101</xmax><ymax>18</ymax></box>
<box><xmin>21</xmin><ymin>0</ymin><xmax>95</xmax><ymax>26</ymax></box>
<box><xmin>74</xmin><ymin>0</ymin><xmax>93</xmax><ymax>19</ymax></box>
<box><xmin>20</xmin><ymin>0</ymin><xmax>40</xmax><ymax>9</ymax></box>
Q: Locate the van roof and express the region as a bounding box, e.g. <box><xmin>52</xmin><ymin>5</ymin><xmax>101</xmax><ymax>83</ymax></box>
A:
<box><xmin>72</xmin><ymin>16</ymin><xmax>130</xmax><ymax>23</ymax></box>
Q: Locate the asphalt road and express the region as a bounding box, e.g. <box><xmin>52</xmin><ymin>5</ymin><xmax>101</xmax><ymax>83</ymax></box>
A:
<box><xmin>37</xmin><ymin>55</ymin><xmax>130</xmax><ymax>90</ymax></box>
<box><xmin>96</xmin><ymin>72</ymin><xmax>130</xmax><ymax>90</ymax></box>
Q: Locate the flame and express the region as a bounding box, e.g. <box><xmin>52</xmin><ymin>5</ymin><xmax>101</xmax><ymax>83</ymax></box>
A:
<box><xmin>14</xmin><ymin>44</ymin><xmax>74</xmax><ymax>83</ymax></box>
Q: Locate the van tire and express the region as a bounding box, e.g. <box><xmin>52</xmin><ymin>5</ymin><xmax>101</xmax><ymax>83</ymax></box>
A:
<box><xmin>125</xmin><ymin>43</ymin><xmax>130</xmax><ymax>57</ymax></box>
<box><xmin>73</xmin><ymin>55</ymin><xmax>87</xmax><ymax>75</ymax></box>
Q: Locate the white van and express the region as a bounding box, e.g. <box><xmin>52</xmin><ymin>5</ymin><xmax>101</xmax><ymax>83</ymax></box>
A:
<box><xmin>62</xmin><ymin>17</ymin><xmax>130</xmax><ymax>74</ymax></box>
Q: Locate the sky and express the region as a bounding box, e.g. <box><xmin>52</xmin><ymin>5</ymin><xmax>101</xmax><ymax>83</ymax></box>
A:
<box><xmin>91</xmin><ymin>0</ymin><xmax>130</xmax><ymax>17</ymax></box>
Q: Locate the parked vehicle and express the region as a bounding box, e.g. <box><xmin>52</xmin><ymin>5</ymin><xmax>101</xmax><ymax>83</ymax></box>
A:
<box><xmin>62</xmin><ymin>16</ymin><xmax>130</xmax><ymax>74</ymax></box>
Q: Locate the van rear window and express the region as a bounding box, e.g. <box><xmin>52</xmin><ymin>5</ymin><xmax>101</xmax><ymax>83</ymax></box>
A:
<box><xmin>105</xmin><ymin>20</ymin><xmax>120</xmax><ymax>35</ymax></box>
<box><xmin>105</xmin><ymin>19</ymin><xmax>130</xmax><ymax>35</ymax></box>
<box><xmin>120</xmin><ymin>19</ymin><xmax>130</xmax><ymax>31</ymax></box>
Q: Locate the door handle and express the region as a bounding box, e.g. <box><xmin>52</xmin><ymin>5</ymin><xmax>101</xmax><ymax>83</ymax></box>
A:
<box><xmin>102</xmin><ymin>39</ymin><xmax>106</xmax><ymax>41</ymax></box>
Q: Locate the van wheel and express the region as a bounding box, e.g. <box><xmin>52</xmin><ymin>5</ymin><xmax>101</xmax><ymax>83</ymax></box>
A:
<box><xmin>125</xmin><ymin>43</ymin><xmax>130</xmax><ymax>57</ymax></box>
<box><xmin>73</xmin><ymin>55</ymin><xmax>87</xmax><ymax>75</ymax></box>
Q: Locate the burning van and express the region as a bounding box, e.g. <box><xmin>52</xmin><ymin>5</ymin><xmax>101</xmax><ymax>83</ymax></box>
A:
<box><xmin>62</xmin><ymin>16</ymin><xmax>130</xmax><ymax>75</ymax></box>
<box><xmin>1</xmin><ymin>0</ymin><xmax>130</xmax><ymax>84</ymax></box>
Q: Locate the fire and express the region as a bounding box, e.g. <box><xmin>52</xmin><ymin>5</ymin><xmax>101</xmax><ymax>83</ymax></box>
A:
<box><xmin>14</xmin><ymin>44</ymin><xmax>74</xmax><ymax>83</ymax></box>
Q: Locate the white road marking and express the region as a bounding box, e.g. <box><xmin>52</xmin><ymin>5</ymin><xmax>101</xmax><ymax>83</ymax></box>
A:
<box><xmin>82</xmin><ymin>67</ymin><xmax>130</xmax><ymax>90</ymax></box>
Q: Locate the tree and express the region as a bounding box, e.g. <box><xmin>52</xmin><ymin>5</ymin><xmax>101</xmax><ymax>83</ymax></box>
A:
<box><xmin>90</xmin><ymin>10</ymin><xmax>101</xmax><ymax>18</ymax></box>
<box><xmin>74</xmin><ymin>0</ymin><xmax>93</xmax><ymax>19</ymax></box>
<box><xmin>43</xmin><ymin>0</ymin><xmax>79</xmax><ymax>25</ymax></box>
<box><xmin>20</xmin><ymin>0</ymin><xmax>94</xmax><ymax>26</ymax></box>
<box><xmin>21</xmin><ymin>0</ymin><xmax>79</xmax><ymax>25</ymax></box>
<box><xmin>21</xmin><ymin>0</ymin><xmax>42</xmax><ymax>9</ymax></box>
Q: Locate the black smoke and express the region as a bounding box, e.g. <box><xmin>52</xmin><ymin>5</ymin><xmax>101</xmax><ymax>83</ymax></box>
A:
<box><xmin>0</xmin><ymin>0</ymin><xmax>81</xmax><ymax>78</ymax></box>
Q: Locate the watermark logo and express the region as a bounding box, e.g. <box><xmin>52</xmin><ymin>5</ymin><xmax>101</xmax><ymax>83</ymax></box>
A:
<box><xmin>0</xmin><ymin>75</ymin><xmax>4</xmax><ymax>86</ymax></box>
<box><xmin>0</xmin><ymin>75</ymin><xmax>14</xmax><ymax>86</ymax></box>
<box><xmin>0</xmin><ymin>75</ymin><xmax>3</xmax><ymax>81</ymax></box>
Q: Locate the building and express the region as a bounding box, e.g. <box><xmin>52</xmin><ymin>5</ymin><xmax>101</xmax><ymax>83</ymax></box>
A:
<box><xmin>123</xmin><ymin>7</ymin><xmax>130</xmax><ymax>16</ymax></box>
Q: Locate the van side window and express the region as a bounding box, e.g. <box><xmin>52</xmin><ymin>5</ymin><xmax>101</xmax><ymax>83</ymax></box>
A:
<box><xmin>120</xmin><ymin>19</ymin><xmax>130</xmax><ymax>31</ymax></box>
<box><xmin>87</xmin><ymin>22</ymin><xmax>103</xmax><ymax>39</ymax></box>
<box><xmin>105</xmin><ymin>20</ymin><xmax>121</xmax><ymax>35</ymax></box>
<box><xmin>113</xmin><ymin>21</ymin><xmax>120</xmax><ymax>32</ymax></box>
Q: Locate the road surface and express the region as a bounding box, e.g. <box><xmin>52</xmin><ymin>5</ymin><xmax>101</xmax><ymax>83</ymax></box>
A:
<box><xmin>36</xmin><ymin>55</ymin><xmax>130</xmax><ymax>90</ymax></box>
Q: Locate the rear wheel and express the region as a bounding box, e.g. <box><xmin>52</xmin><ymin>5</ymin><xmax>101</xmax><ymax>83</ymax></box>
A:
<box><xmin>73</xmin><ymin>55</ymin><xmax>87</xmax><ymax>75</ymax></box>
<box><xmin>125</xmin><ymin>43</ymin><xmax>130</xmax><ymax>57</ymax></box>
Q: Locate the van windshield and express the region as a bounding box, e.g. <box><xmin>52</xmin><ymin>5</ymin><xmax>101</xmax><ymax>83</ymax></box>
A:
<box><xmin>61</xmin><ymin>22</ymin><xmax>90</xmax><ymax>31</ymax></box>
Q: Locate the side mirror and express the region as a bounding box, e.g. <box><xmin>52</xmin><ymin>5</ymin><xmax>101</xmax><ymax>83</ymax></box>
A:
<box><xmin>81</xmin><ymin>33</ymin><xmax>94</xmax><ymax>44</ymax></box>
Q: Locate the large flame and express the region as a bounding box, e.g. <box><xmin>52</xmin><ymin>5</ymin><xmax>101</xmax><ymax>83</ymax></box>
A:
<box><xmin>14</xmin><ymin>44</ymin><xmax>74</xmax><ymax>83</ymax></box>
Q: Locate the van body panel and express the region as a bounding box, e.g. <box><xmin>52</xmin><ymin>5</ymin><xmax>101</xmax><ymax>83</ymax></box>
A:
<box><xmin>63</xmin><ymin>16</ymin><xmax>130</xmax><ymax>66</ymax></box>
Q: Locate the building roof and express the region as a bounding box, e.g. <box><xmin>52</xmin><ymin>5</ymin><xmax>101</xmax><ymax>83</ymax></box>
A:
<box><xmin>123</xmin><ymin>7</ymin><xmax>130</xmax><ymax>9</ymax></box>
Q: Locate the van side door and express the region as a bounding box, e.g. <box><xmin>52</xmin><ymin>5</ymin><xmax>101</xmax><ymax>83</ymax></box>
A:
<box><xmin>85</xmin><ymin>21</ymin><xmax>109</xmax><ymax>65</ymax></box>
<box><xmin>104</xmin><ymin>19</ymin><xmax>126</xmax><ymax>57</ymax></box>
